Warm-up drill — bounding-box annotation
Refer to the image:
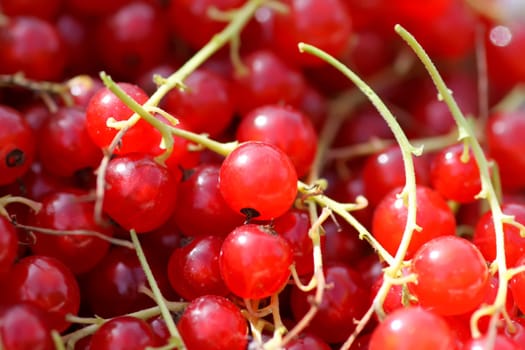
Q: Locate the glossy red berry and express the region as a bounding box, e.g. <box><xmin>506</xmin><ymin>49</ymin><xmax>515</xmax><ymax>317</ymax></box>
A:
<box><xmin>0</xmin><ymin>105</ymin><xmax>35</xmax><ymax>186</ymax></box>
<box><xmin>163</xmin><ymin>69</ymin><xmax>235</xmax><ymax>137</ymax></box>
<box><xmin>462</xmin><ymin>334</ymin><xmax>520</xmax><ymax>350</ymax></box>
<box><xmin>167</xmin><ymin>0</ymin><xmax>245</xmax><ymax>49</ymax></box>
<box><xmin>510</xmin><ymin>254</ymin><xmax>525</xmax><ymax>314</ymax></box>
<box><xmin>371</xmin><ymin>185</ymin><xmax>456</xmax><ymax>258</ymax></box>
<box><xmin>81</xmin><ymin>246</ymin><xmax>171</xmax><ymax>318</ymax></box>
<box><xmin>410</xmin><ymin>236</ymin><xmax>490</xmax><ymax>316</ymax></box>
<box><xmin>95</xmin><ymin>1</ymin><xmax>168</xmax><ymax>80</ymax></box>
<box><xmin>103</xmin><ymin>154</ymin><xmax>178</xmax><ymax>232</ymax></box>
<box><xmin>219</xmin><ymin>224</ymin><xmax>293</xmax><ymax>299</ymax></box>
<box><xmin>0</xmin><ymin>16</ymin><xmax>66</xmax><ymax>80</ymax></box>
<box><xmin>232</xmin><ymin>50</ymin><xmax>307</xmax><ymax>115</ymax></box>
<box><xmin>363</xmin><ymin>146</ymin><xmax>430</xmax><ymax>207</ymax></box>
<box><xmin>38</xmin><ymin>106</ymin><xmax>102</xmax><ymax>177</ymax></box>
<box><xmin>86</xmin><ymin>83</ymin><xmax>160</xmax><ymax>155</ymax></box>
<box><xmin>430</xmin><ymin>143</ymin><xmax>482</xmax><ymax>203</ymax></box>
<box><xmin>29</xmin><ymin>190</ymin><xmax>113</xmax><ymax>274</ymax></box>
<box><xmin>90</xmin><ymin>316</ymin><xmax>157</xmax><ymax>350</ymax></box>
<box><xmin>172</xmin><ymin>164</ymin><xmax>243</xmax><ymax>237</ymax></box>
<box><xmin>0</xmin><ymin>215</ymin><xmax>17</xmax><ymax>278</ymax></box>
<box><xmin>0</xmin><ymin>302</ymin><xmax>54</xmax><ymax>350</ymax></box>
<box><xmin>178</xmin><ymin>295</ymin><xmax>248</xmax><ymax>350</ymax></box>
<box><xmin>486</xmin><ymin>110</ymin><xmax>525</xmax><ymax>190</ymax></box>
<box><xmin>167</xmin><ymin>235</ymin><xmax>229</xmax><ymax>301</ymax></box>
<box><xmin>5</xmin><ymin>255</ymin><xmax>80</xmax><ymax>332</ymax></box>
<box><xmin>219</xmin><ymin>142</ymin><xmax>298</xmax><ymax>220</ymax></box>
<box><xmin>236</xmin><ymin>104</ymin><xmax>318</xmax><ymax>178</ymax></box>
<box><xmin>270</xmin><ymin>0</ymin><xmax>352</xmax><ymax>66</ymax></box>
<box><xmin>273</xmin><ymin>209</ymin><xmax>320</xmax><ymax>276</ymax></box>
<box><xmin>290</xmin><ymin>264</ymin><xmax>369</xmax><ymax>343</ymax></box>
<box><xmin>473</xmin><ymin>203</ymin><xmax>525</xmax><ymax>267</ymax></box>
<box><xmin>368</xmin><ymin>307</ymin><xmax>456</xmax><ymax>350</ymax></box>
<box><xmin>284</xmin><ymin>333</ymin><xmax>331</xmax><ymax>350</ymax></box>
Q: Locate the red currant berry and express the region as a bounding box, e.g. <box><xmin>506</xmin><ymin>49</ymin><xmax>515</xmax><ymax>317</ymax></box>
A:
<box><xmin>38</xmin><ymin>106</ymin><xmax>102</xmax><ymax>177</ymax></box>
<box><xmin>5</xmin><ymin>255</ymin><xmax>80</xmax><ymax>332</ymax></box>
<box><xmin>167</xmin><ymin>0</ymin><xmax>245</xmax><ymax>49</ymax></box>
<box><xmin>95</xmin><ymin>1</ymin><xmax>169</xmax><ymax>80</ymax></box>
<box><xmin>90</xmin><ymin>316</ymin><xmax>158</xmax><ymax>350</ymax></box>
<box><xmin>163</xmin><ymin>69</ymin><xmax>235</xmax><ymax>137</ymax></box>
<box><xmin>430</xmin><ymin>143</ymin><xmax>482</xmax><ymax>203</ymax></box>
<box><xmin>473</xmin><ymin>202</ymin><xmax>525</xmax><ymax>267</ymax></box>
<box><xmin>0</xmin><ymin>16</ymin><xmax>66</xmax><ymax>80</ymax></box>
<box><xmin>178</xmin><ymin>295</ymin><xmax>248</xmax><ymax>350</ymax></box>
<box><xmin>486</xmin><ymin>110</ymin><xmax>525</xmax><ymax>190</ymax></box>
<box><xmin>29</xmin><ymin>190</ymin><xmax>113</xmax><ymax>274</ymax></box>
<box><xmin>232</xmin><ymin>50</ymin><xmax>307</xmax><ymax>115</ymax></box>
<box><xmin>510</xmin><ymin>254</ymin><xmax>525</xmax><ymax>314</ymax></box>
<box><xmin>273</xmin><ymin>209</ymin><xmax>320</xmax><ymax>276</ymax></box>
<box><xmin>410</xmin><ymin>236</ymin><xmax>490</xmax><ymax>316</ymax></box>
<box><xmin>0</xmin><ymin>0</ymin><xmax>63</xmax><ymax>20</ymax></box>
<box><xmin>368</xmin><ymin>307</ymin><xmax>456</xmax><ymax>350</ymax></box>
<box><xmin>219</xmin><ymin>142</ymin><xmax>298</xmax><ymax>220</ymax></box>
<box><xmin>81</xmin><ymin>246</ymin><xmax>172</xmax><ymax>318</ymax></box>
<box><xmin>284</xmin><ymin>333</ymin><xmax>331</xmax><ymax>350</ymax></box>
<box><xmin>0</xmin><ymin>215</ymin><xmax>17</xmax><ymax>278</ymax></box>
<box><xmin>290</xmin><ymin>264</ymin><xmax>369</xmax><ymax>343</ymax></box>
<box><xmin>462</xmin><ymin>334</ymin><xmax>520</xmax><ymax>350</ymax></box>
<box><xmin>0</xmin><ymin>302</ymin><xmax>54</xmax><ymax>350</ymax></box>
<box><xmin>103</xmin><ymin>154</ymin><xmax>178</xmax><ymax>232</ymax></box>
<box><xmin>167</xmin><ymin>235</ymin><xmax>229</xmax><ymax>301</ymax></box>
<box><xmin>371</xmin><ymin>185</ymin><xmax>456</xmax><ymax>258</ymax></box>
<box><xmin>0</xmin><ymin>105</ymin><xmax>35</xmax><ymax>186</ymax></box>
<box><xmin>86</xmin><ymin>83</ymin><xmax>160</xmax><ymax>155</ymax></box>
<box><xmin>270</xmin><ymin>0</ymin><xmax>352</xmax><ymax>66</ymax></box>
<box><xmin>220</xmin><ymin>224</ymin><xmax>293</xmax><ymax>299</ymax></box>
<box><xmin>236</xmin><ymin>104</ymin><xmax>318</xmax><ymax>178</ymax></box>
<box><xmin>363</xmin><ymin>145</ymin><xmax>431</xmax><ymax>207</ymax></box>
<box><xmin>172</xmin><ymin>164</ymin><xmax>243</xmax><ymax>237</ymax></box>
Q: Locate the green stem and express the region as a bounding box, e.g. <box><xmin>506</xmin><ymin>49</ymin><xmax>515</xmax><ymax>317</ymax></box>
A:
<box><xmin>395</xmin><ymin>24</ymin><xmax>508</xmax><ymax>340</ymax></box>
<box><xmin>129</xmin><ymin>230</ymin><xmax>186</xmax><ymax>349</ymax></box>
<box><xmin>299</xmin><ymin>43</ymin><xmax>420</xmax><ymax>320</ymax></box>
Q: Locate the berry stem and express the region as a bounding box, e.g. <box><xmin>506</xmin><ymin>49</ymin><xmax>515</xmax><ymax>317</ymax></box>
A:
<box><xmin>0</xmin><ymin>194</ymin><xmax>42</xmax><ymax>219</ymax></box>
<box><xmin>395</xmin><ymin>24</ymin><xmax>510</xmax><ymax>340</ymax></box>
<box><xmin>62</xmin><ymin>304</ymin><xmax>187</xmax><ymax>348</ymax></box>
<box><xmin>299</xmin><ymin>43</ymin><xmax>421</xmax><ymax>323</ymax></box>
<box><xmin>129</xmin><ymin>229</ymin><xmax>186</xmax><ymax>349</ymax></box>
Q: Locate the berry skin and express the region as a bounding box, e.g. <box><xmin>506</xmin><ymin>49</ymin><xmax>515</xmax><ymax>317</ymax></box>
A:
<box><xmin>0</xmin><ymin>302</ymin><xmax>54</xmax><ymax>350</ymax></box>
<box><xmin>236</xmin><ymin>104</ymin><xmax>318</xmax><ymax>178</ymax></box>
<box><xmin>473</xmin><ymin>202</ymin><xmax>525</xmax><ymax>267</ymax></box>
<box><xmin>86</xmin><ymin>83</ymin><xmax>160</xmax><ymax>155</ymax></box>
<box><xmin>219</xmin><ymin>141</ymin><xmax>298</xmax><ymax>220</ymax></box>
<box><xmin>103</xmin><ymin>154</ymin><xmax>179</xmax><ymax>233</ymax></box>
<box><xmin>0</xmin><ymin>105</ymin><xmax>35</xmax><ymax>186</ymax></box>
<box><xmin>172</xmin><ymin>164</ymin><xmax>243</xmax><ymax>237</ymax></box>
<box><xmin>167</xmin><ymin>235</ymin><xmax>229</xmax><ymax>301</ymax></box>
<box><xmin>0</xmin><ymin>16</ymin><xmax>66</xmax><ymax>80</ymax></box>
<box><xmin>178</xmin><ymin>295</ymin><xmax>248</xmax><ymax>350</ymax></box>
<box><xmin>89</xmin><ymin>316</ymin><xmax>158</xmax><ymax>350</ymax></box>
<box><xmin>430</xmin><ymin>143</ymin><xmax>482</xmax><ymax>203</ymax></box>
<box><xmin>29</xmin><ymin>190</ymin><xmax>113</xmax><ymax>274</ymax></box>
<box><xmin>219</xmin><ymin>224</ymin><xmax>293</xmax><ymax>299</ymax></box>
<box><xmin>38</xmin><ymin>106</ymin><xmax>102</xmax><ymax>177</ymax></box>
<box><xmin>0</xmin><ymin>215</ymin><xmax>18</xmax><ymax>278</ymax></box>
<box><xmin>290</xmin><ymin>264</ymin><xmax>369</xmax><ymax>343</ymax></box>
<box><xmin>4</xmin><ymin>255</ymin><xmax>80</xmax><ymax>332</ymax></box>
<box><xmin>371</xmin><ymin>185</ymin><xmax>456</xmax><ymax>259</ymax></box>
<box><xmin>486</xmin><ymin>110</ymin><xmax>525</xmax><ymax>190</ymax></box>
<box><xmin>409</xmin><ymin>236</ymin><xmax>490</xmax><ymax>316</ymax></box>
<box><xmin>368</xmin><ymin>307</ymin><xmax>456</xmax><ymax>350</ymax></box>
<box><xmin>270</xmin><ymin>0</ymin><xmax>352</xmax><ymax>66</ymax></box>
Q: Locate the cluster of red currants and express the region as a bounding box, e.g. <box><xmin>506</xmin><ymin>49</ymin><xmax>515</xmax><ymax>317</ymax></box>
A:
<box><xmin>0</xmin><ymin>0</ymin><xmax>525</xmax><ymax>349</ymax></box>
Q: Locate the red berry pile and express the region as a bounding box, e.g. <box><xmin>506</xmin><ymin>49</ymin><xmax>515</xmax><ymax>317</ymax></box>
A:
<box><xmin>0</xmin><ymin>0</ymin><xmax>525</xmax><ymax>349</ymax></box>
